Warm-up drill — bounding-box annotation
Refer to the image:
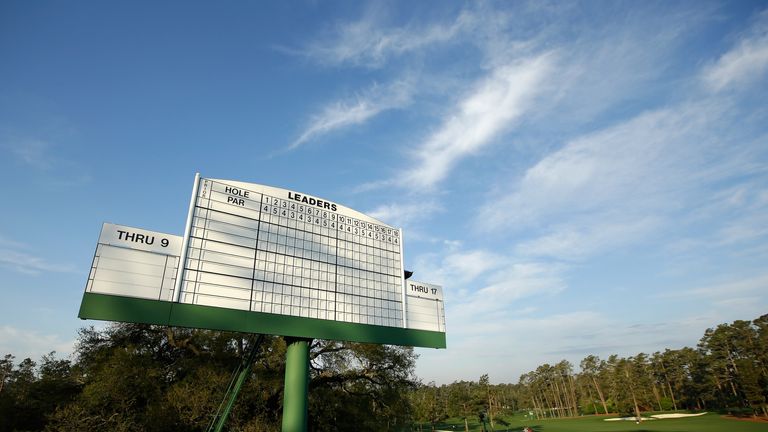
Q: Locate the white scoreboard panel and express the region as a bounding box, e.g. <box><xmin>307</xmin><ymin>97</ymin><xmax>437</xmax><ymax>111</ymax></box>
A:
<box><xmin>405</xmin><ymin>280</ymin><xmax>446</xmax><ymax>332</ymax></box>
<box><xmin>177</xmin><ymin>178</ymin><xmax>407</xmax><ymax>328</ymax></box>
<box><xmin>86</xmin><ymin>223</ymin><xmax>182</xmax><ymax>301</ymax></box>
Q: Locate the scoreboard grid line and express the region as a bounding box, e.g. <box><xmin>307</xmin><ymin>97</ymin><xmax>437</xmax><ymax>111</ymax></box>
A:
<box><xmin>193</xmin><ymin>181</ymin><xmax>213</xmax><ymax>305</ymax></box>
<box><xmin>333</xmin><ymin>203</ymin><xmax>339</xmax><ymax>322</ymax></box>
<box><xmin>248</xmin><ymin>191</ymin><xmax>265</xmax><ymax>312</ymax></box>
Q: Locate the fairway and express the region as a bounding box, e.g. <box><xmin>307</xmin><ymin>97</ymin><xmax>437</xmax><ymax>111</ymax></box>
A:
<box><xmin>429</xmin><ymin>413</ymin><xmax>768</xmax><ymax>432</ymax></box>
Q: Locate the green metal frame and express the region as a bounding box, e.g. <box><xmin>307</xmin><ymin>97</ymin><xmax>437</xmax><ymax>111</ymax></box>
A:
<box><xmin>78</xmin><ymin>292</ymin><xmax>446</xmax><ymax>348</ymax></box>
<box><xmin>208</xmin><ymin>334</ymin><xmax>264</xmax><ymax>432</ymax></box>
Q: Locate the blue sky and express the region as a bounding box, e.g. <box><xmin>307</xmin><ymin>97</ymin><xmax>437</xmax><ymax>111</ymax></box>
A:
<box><xmin>1</xmin><ymin>1</ymin><xmax>767</xmax><ymax>384</ymax></box>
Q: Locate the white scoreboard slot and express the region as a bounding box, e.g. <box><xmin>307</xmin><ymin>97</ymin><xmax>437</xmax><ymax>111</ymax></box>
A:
<box><xmin>405</xmin><ymin>280</ymin><xmax>446</xmax><ymax>332</ymax></box>
<box><xmin>86</xmin><ymin>223</ymin><xmax>182</xmax><ymax>302</ymax></box>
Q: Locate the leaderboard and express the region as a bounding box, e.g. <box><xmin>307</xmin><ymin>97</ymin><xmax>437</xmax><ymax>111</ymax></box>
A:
<box><xmin>178</xmin><ymin>178</ymin><xmax>406</xmax><ymax>328</ymax></box>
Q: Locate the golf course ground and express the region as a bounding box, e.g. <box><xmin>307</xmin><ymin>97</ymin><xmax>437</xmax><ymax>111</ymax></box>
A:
<box><xmin>421</xmin><ymin>412</ymin><xmax>768</xmax><ymax>431</ymax></box>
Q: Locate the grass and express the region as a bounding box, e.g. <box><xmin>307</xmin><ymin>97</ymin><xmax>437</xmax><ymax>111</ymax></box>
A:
<box><xmin>420</xmin><ymin>412</ymin><xmax>768</xmax><ymax>432</ymax></box>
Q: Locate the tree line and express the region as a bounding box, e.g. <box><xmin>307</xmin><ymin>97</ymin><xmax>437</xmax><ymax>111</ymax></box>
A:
<box><xmin>409</xmin><ymin>314</ymin><xmax>768</xmax><ymax>430</ymax></box>
<box><xmin>0</xmin><ymin>324</ymin><xmax>417</xmax><ymax>431</ymax></box>
<box><xmin>1</xmin><ymin>314</ymin><xmax>766</xmax><ymax>431</ymax></box>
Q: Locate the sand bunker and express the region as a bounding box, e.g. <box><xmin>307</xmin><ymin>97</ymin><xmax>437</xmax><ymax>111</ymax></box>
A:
<box><xmin>651</xmin><ymin>412</ymin><xmax>707</xmax><ymax>419</ymax></box>
<box><xmin>604</xmin><ymin>417</ymin><xmax>656</xmax><ymax>422</ymax></box>
<box><xmin>604</xmin><ymin>412</ymin><xmax>708</xmax><ymax>421</ymax></box>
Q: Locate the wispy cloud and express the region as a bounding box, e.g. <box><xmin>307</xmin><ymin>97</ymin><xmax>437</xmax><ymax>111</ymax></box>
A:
<box><xmin>410</xmin><ymin>245</ymin><xmax>573</xmax><ymax>381</ymax></box>
<box><xmin>659</xmin><ymin>273</ymin><xmax>768</xmax><ymax>300</ymax></box>
<box><xmin>413</xmin><ymin>245</ymin><xmax>566</xmax><ymax>315</ymax></box>
<box><xmin>516</xmin><ymin>217</ymin><xmax>661</xmax><ymax>261</ymax></box>
<box><xmin>0</xmin><ymin>235</ymin><xmax>75</xmax><ymax>275</ymax></box>
<box><xmin>401</xmin><ymin>53</ymin><xmax>556</xmax><ymax>189</ymax></box>
<box><xmin>366</xmin><ymin>199</ymin><xmax>441</xmax><ymax>228</ymax></box>
<box><xmin>417</xmin><ymin>310</ymin><xmax>608</xmax><ymax>382</ymax></box>
<box><xmin>462</xmin><ymin>262</ymin><xmax>566</xmax><ymax>315</ymax></box>
<box><xmin>0</xmin><ymin>235</ymin><xmax>29</xmax><ymax>250</ymax></box>
<box><xmin>415</xmin><ymin>249</ymin><xmax>508</xmax><ymax>288</ymax></box>
<box><xmin>4</xmin><ymin>138</ymin><xmax>55</xmax><ymax>170</ymax></box>
<box><xmin>717</xmin><ymin>212</ymin><xmax>768</xmax><ymax>245</ymax></box>
<box><xmin>348</xmin><ymin>3</ymin><xmax>711</xmax><ymax>195</ymax></box>
<box><xmin>0</xmin><ymin>326</ymin><xmax>76</xmax><ymax>360</ymax></box>
<box><xmin>418</xmin><ymin>308</ymin><xmax>726</xmax><ymax>383</ymax></box>
<box><xmin>702</xmin><ymin>10</ymin><xmax>768</xmax><ymax>92</ymax></box>
<box><xmin>1</xmin><ymin>130</ymin><xmax>91</xmax><ymax>186</ymax></box>
<box><xmin>665</xmin><ymin>175</ymin><xmax>768</xmax><ymax>256</ymax></box>
<box><xmin>289</xmin><ymin>79</ymin><xmax>414</xmax><ymax>149</ymax></box>
<box><xmin>300</xmin><ymin>8</ymin><xmax>473</xmax><ymax>68</ymax></box>
<box><xmin>478</xmin><ymin>101</ymin><xmax>731</xmax><ymax>233</ymax></box>
<box><xmin>472</xmin><ymin>62</ymin><xmax>767</xmax><ymax>269</ymax></box>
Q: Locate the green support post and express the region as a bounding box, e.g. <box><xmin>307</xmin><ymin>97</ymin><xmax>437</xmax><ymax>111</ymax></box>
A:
<box><xmin>282</xmin><ymin>338</ymin><xmax>311</xmax><ymax>432</ymax></box>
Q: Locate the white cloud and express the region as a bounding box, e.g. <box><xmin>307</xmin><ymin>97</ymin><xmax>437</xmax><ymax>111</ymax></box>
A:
<box><xmin>301</xmin><ymin>8</ymin><xmax>473</xmax><ymax>68</ymax></box>
<box><xmin>528</xmin><ymin>9</ymin><xmax>704</xmax><ymax>128</ymax></box>
<box><xmin>0</xmin><ymin>235</ymin><xmax>28</xmax><ymax>250</ymax></box>
<box><xmin>401</xmin><ymin>53</ymin><xmax>556</xmax><ymax>189</ymax></box>
<box><xmin>717</xmin><ymin>213</ymin><xmax>768</xmax><ymax>245</ymax></box>
<box><xmin>478</xmin><ymin>101</ymin><xmax>728</xmax><ymax>234</ymax></box>
<box><xmin>517</xmin><ymin>217</ymin><xmax>661</xmax><ymax>260</ymax></box>
<box><xmin>0</xmin><ymin>326</ymin><xmax>76</xmax><ymax>360</ymax></box>
<box><xmin>348</xmin><ymin>5</ymin><xmax>708</xmax><ymax>195</ymax></box>
<box><xmin>0</xmin><ymin>236</ymin><xmax>75</xmax><ymax>275</ymax></box>
<box><xmin>416</xmin><ymin>310</ymin><xmax>609</xmax><ymax>383</ymax></box>
<box><xmin>366</xmin><ymin>199</ymin><xmax>441</xmax><ymax>228</ymax></box>
<box><xmin>1</xmin><ymin>132</ymin><xmax>91</xmax><ymax>186</ymax></box>
<box><xmin>5</xmin><ymin>138</ymin><xmax>54</xmax><ymax>170</ymax></box>
<box><xmin>412</xmin><ymin>245</ymin><xmax>566</xmax><ymax>317</ymax></box>
<box><xmin>461</xmin><ymin>262</ymin><xmax>566</xmax><ymax>315</ymax></box>
<box><xmin>711</xmin><ymin>182</ymin><xmax>768</xmax><ymax>245</ymax></box>
<box><xmin>662</xmin><ymin>171</ymin><xmax>768</xmax><ymax>258</ymax></box>
<box><xmin>416</xmin><ymin>307</ymin><xmax>735</xmax><ymax>383</ymax></box>
<box><xmin>702</xmin><ymin>10</ymin><xmax>768</xmax><ymax>92</ymax></box>
<box><xmin>474</xmin><ymin>77</ymin><xmax>768</xmax><ymax>265</ymax></box>
<box><xmin>290</xmin><ymin>79</ymin><xmax>413</xmax><ymax>149</ymax></box>
<box><xmin>417</xmin><ymin>249</ymin><xmax>507</xmax><ymax>288</ymax></box>
<box><xmin>713</xmin><ymin>296</ymin><xmax>763</xmax><ymax>311</ymax></box>
<box><xmin>661</xmin><ymin>273</ymin><xmax>768</xmax><ymax>300</ymax></box>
